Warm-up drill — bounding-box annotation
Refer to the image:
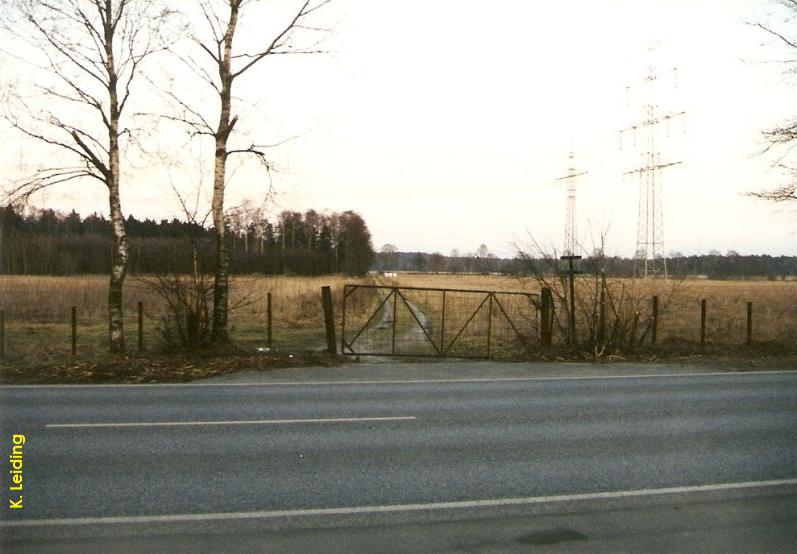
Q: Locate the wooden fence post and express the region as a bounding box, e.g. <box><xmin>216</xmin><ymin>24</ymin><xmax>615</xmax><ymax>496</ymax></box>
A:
<box><xmin>0</xmin><ymin>310</ymin><xmax>5</xmax><ymax>360</ymax></box>
<box><xmin>267</xmin><ymin>292</ymin><xmax>273</xmax><ymax>348</ymax></box>
<box><xmin>540</xmin><ymin>287</ymin><xmax>553</xmax><ymax>347</ymax></box>
<box><xmin>138</xmin><ymin>301</ymin><xmax>144</xmax><ymax>352</ymax></box>
<box><xmin>700</xmin><ymin>299</ymin><xmax>707</xmax><ymax>348</ymax></box>
<box><xmin>321</xmin><ymin>286</ymin><xmax>337</xmax><ymax>355</ymax></box>
<box><xmin>597</xmin><ymin>272</ymin><xmax>607</xmax><ymax>347</ymax></box>
<box><xmin>71</xmin><ymin>305</ymin><xmax>77</xmax><ymax>356</ymax></box>
<box><xmin>651</xmin><ymin>295</ymin><xmax>659</xmax><ymax>345</ymax></box>
<box><xmin>746</xmin><ymin>301</ymin><xmax>753</xmax><ymax>345</ymax></box>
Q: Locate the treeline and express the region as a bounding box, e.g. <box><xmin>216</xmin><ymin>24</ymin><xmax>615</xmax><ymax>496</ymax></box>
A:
<box><xmin>0</xmin><ymin>206</ymin><xmax>375</xmax><ymax>276</ymax></box>
<box><xmin>375</xmin><ymin>250</ymin><xmax>797</xmax><ymax>279</ymax></box>
<box><xmin>376</xmin><ymin>250</ymin><xmax>522</xmax><ymax>274</ymax></box>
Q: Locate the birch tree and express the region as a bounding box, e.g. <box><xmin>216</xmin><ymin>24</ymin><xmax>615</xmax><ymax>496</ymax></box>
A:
<box><xmin>751</xmin><ymin>0</ymin><xmax>797</xmax><ymax>202</ymax></box>
<box><xmin>178</xmin><ymin>0</ymin><xmax>331</xmax><ymax>342</ymax></box>
<box><xmin>2</xmin><ymin>0</ymin><xmax>174</xmax><ymax>352</ymax></box>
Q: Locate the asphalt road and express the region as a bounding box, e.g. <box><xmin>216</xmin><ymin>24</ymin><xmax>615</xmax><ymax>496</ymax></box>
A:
<box><xmin>1</xmin><ymin>367</ymin><xmax>796</xmax><ymax>552</ymax></box>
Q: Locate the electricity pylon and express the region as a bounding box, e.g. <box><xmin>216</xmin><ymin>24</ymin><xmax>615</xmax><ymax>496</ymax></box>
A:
<box><xmin>621</xmin><ymin>62</ymin><xmax>685</xmax><ymax>279</ymax></box>
<box><xmin>555</xmin><ymin>151</ymin><xmax>587</xmax><ymax>257</ymax></box>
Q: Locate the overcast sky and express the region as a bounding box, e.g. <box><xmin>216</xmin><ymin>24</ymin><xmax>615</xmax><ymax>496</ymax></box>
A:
<box><xmin>2</xmin><ymin>0</ymin><xmax>796</xmax><ymax>258</ymax></box>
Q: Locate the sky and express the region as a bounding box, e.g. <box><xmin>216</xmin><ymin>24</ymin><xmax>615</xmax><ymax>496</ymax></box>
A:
<box><xmin>2</xmin><ymin>0</ymin><xmax>797</xmax><ymax>258</ymax></box>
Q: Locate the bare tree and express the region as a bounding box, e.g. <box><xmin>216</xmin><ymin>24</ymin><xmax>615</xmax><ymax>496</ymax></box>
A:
<box><xmin>164</xmin><ymin>0</ymin><xmax>332</xmax><ymax>342</ymax></box>
<box><xmin>516</xmin><ymin>234</ymin><xmax>685</xmax><ymax>356</ymax></box>
<box><xmin>139</xmin><ymin>175</ymin><xmax>214</xmax><ymax>350</ymax></box>
<box><xmin>1</xmin><ymin>0</ymin><xmax>174</xmax><ymax>351</ymax></box>
<box><xmin>750</xmin><ymin>1</ymin><xmax>797</xmax><ymax>202</ymax></box>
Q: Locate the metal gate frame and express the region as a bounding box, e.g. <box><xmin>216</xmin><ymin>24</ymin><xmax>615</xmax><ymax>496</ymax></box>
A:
<box><xmin>341</xmin><ymin>284</ymin><xmax>539</xmax><ymax>359</ymax></box>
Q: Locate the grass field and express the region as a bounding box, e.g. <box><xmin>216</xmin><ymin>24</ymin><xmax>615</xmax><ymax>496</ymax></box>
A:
<box><xmin>1</xmin><ymin>273</ymin><xmax>796</xmax><ymax>367</ymax></box>
<box><xmin>382</xmin><ymin>273</ymin><xmax>797</xmax><ymax>347</ymax></box>
<box><xmin>0</xmin><ymin>274</ymin><xmax>370</xmax><ymax>366</ymax></box>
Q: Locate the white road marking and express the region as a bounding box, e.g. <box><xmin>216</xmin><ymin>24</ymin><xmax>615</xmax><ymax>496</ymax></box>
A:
<box><xmin>45</xmin><ymin>416</ymin><xmax>416</xmax><ymax>429</ymax></box>
<box><xmin>1</xmin><ymin>369</ymin><xmax>795</xmax><ymax>389</ymax></box>
<box><xmin>2</xmin><ymin>478</ymin><xmax>795</xmax><ymax>527</ymax></box>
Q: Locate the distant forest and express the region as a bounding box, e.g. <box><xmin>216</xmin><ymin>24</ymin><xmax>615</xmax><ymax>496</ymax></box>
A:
<box><xmin>0</xmin><ymin>206</ymin><xmax>375</xmax><ymax>276</ymax></box>
<box><xmin>375</xmin><ymin>249</ymin><xmax>797</xmax><ymax>280</ymax></box>
<box><xmin>3</xmin><ymin>205</ymin><xmax>796</xmax><ymax>279</ymax></box>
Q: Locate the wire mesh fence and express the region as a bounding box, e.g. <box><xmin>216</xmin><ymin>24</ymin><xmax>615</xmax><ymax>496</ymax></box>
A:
<box><xmin>2</xmin><ymin>274</ymin><xmax>796</xmax><ymax>364</ymax></box>
<box><xmin>0</xmin><ymin>275</ymin><xmax>361</xmax><ymax>363</ymax></box>
<box><xmin>542</xmin><ymin>278</ymin><xmax>797</xmax><ymax>349</ymax></box>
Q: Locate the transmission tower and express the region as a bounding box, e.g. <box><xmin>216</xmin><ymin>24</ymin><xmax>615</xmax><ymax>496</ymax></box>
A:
<box><xmin>620</xmin><ymin>62</ymin><xmax>685</xmax><ymax>279</ymax></box>
<box><xmin>555</xmin><ymin>151</ymin><xmax>587</xmax><ymax>256</ymax></box>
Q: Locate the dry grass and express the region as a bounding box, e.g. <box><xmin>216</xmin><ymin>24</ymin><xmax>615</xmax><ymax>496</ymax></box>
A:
<box><xmin>2</xmin><ymin>273</ymin><xmax>796</xmax><ymax>366</ymax></box>
<box><xmin>383</xmin><ymin>273</ymin><xmax>797</xmax><ymax>346</ymax></box>
<box><xmin>0</xmin><ymin>274</ymin><xmax>371</xmax><ymax>365</ymax></box>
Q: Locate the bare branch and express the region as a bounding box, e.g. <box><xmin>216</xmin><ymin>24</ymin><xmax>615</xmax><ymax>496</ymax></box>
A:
<box><xmin>69</xmin><ymin>130</ymin><xmax>109</xmax><ymax>179</ymax></box>
<box><xmin>749</xmin><ymin>4</ymin><xmax>797</xmax><ymax>202</ymax></box>
<box><xmin>751</xmin><ymin>22</ymin><xmax>797</xmax><ymax>51</ymax></box>
<box><xmin>231</xmin><ymin>0</ymin><xmax>331</xmax><ymax>79</ymax></box>
<box><xmin>138</xmin><ymin>74</ymin><xmax>216</xmax><ymax>136</ymax></box>
<box><xmin>747</xmin><ymin>186</ymin><xmax>797</xmax><ymax>202</ymax></box>
<box><xmin>3</xmin><ymin>166</ymin><xmax>103</xmax><ymax>204</ymax></box>
<box><xmin>226</xmin><ymin>132</ymin><xmax>304</xmax><ymax>158</ymax></box>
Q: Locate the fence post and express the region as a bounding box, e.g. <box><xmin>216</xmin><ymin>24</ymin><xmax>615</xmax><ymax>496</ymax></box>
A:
<box><xmin>138</xmin><ymin>301</ymin><xmax>144</xmax><ymax>352</ymax></box>
<box><xmin>341</xmin><ymin>286</ymin><xmax>348</xmax><ymax>355</ymax></box>
<box><xmin>651</xmin><ymin>295</ymin><xmax>659</xmax><ymax>345</ymax></box>
<box><xmin>746</xmin><ymin>301</ymin><xmax>753</xmax><ymax>345</ymax></box>
<box><xmin>0</xmin><ymin>310</ymin><xmax>5</xmax><ymax>360</ymax></box>
<box><xmin>540</xmin><ymin>287</ymin><xmax>553</xmax><ymax>347</ymax></box>
<box><xmin>391</xmin><ymin>291</ymin><xmax>397</xmax><ymax>355</ymax></box>
<box><xmin>597</xmin><ymin>272</ymin><xmax>606</xmax><ymax>347</ymax></box>
<box><xmin>560</xmin><ymin>255</ymin><xmax>581</xmax><ymax>346</ymax></box>
<box><xmin>267</xmin><ymin>292</ymin><xmax>273</xmax><ymax>348</ymax></box>
<box><xmin>486</xmin><ymin>293</ymin><xmax>493</xmax><ymax>357</ymax></box>
<box><xmin>440</xmin><ymin>290</ymin><xmax>447</xmax><ymax>355</ymax></box>
<box><xmin>321</xmin><ymin>286</ymin><xmax>337</xmax><ymax>355</ymax></box>
<box><xmin>71</xmin><ymin>305</ymin><xmax>77</xmax><ymax>356</ymax></box>
<box><xmin>700</xmin><ymin>299</ymin><xmax>707</xmax><ymax>348</ymax></box>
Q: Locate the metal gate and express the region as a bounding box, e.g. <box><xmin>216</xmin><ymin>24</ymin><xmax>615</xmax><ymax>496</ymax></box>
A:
<box><xmin>341</xmin><ymin>285</ymin><xmax>540</xmax><ymax>359</ymax></box>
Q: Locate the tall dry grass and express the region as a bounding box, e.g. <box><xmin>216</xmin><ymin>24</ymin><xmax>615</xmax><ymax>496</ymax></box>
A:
<box><xmin>384</xmin><ymin>273</ymin><xmax>797</xmax><ymax>346</ymax></box>
<box><xmin>0</xmin><ymin>274</ymin><xmax>368</xmax><ymax>325</ymax></box>
<box><xmin>1</xmin><ymin>273</ymin><xmax>795</xmax><ymax>362</ymax></box>
<box><xmin>0</xmin><ymin>274</ymin><xmax>371</xmax><ymax>363</ymax></box>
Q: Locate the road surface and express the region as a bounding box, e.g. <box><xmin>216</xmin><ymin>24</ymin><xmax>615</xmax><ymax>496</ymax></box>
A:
<box><xmin>1</xmin><ymin>365</ymin><xmax>796</xmax><ymax>552</ymax></box>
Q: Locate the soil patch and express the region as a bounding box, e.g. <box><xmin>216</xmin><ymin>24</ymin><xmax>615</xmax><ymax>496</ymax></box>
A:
<box><xmin>0</xmin><ymin>347</ymin><xmax>342</xmax><ymax>384</ymax></box>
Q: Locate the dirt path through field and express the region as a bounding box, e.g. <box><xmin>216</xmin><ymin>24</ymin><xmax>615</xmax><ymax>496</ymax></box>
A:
<box><xmin>361</xmin><ymin>280</ymin><xmax>435</xmax><ymax>355</ymax></box>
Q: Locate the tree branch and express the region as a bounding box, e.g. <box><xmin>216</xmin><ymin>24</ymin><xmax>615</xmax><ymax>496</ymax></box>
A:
<box><xmin>231</xmin><ymin>0</ymin><xmax>331</xmax><ymax>79</ymax></box>
<box><xmin>751</xmin><ymin>22</ymin><xmax>797</xmax><ymax>51</ymax></box>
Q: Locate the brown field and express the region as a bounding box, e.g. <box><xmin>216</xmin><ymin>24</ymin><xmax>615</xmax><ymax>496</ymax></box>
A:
<box><xmin>382</xmin><ymin>273</ymin><xmax>797</xmax><ymax>347</ymax></box>
<box><xmin>1</xmin><ymin>272</ymin><xmax>796</xmax><ymax>365</ymax></box>
<box><xmin>0</xmin><ymin>274</ymin><xmax>370</xmax><ymax>365</ymax></box>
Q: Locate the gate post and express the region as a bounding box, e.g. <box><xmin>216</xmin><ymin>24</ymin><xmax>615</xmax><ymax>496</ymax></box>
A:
<box><xmin>486</xmin><ymin>293</ymin><xmax>493</xmax><ymax>357</ymax></box>
<box><xmin>340</xmin><ymin>286</ymin><xmax>348</xmax><ymax>354</ymax></box>
<box><xmin>391</xmin><ymin>291</ymin><xmax>397</xmax><ymax>355</ymax></box>
<box><xmin>321</xmin><ymin>286</ymin><xmax>337</xmax><ymax>355</ymax></box>
<box><xmin>439</xmin><ymin>290</ymin><xmax>446</xmax><ymax>356</ymax></box>
<box><xmin>540</xmin><ymin>287</ymin><xmax>553</xmax><ymax>347</ymax></box>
